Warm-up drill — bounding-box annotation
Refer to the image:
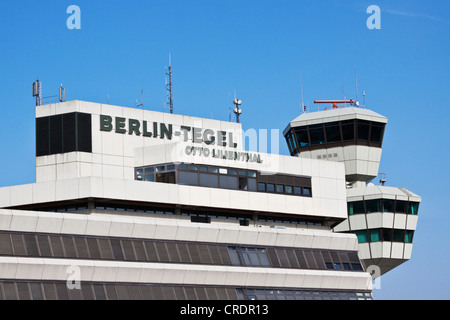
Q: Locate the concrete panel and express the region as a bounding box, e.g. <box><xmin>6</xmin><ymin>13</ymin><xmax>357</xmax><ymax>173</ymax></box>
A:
<box><xmin>391</xmin><ymin>243</ymin><xmax>404</xmax><ymax>259</ymax></box>
<box><xmin>35</xmin><ymin>212</ymin><xmax>64</xmax><ymax>234</ymax></box>
<box><xmin>15</xmin><ymin>258</ymin><xmax>45</xmax><ymax>280</ymax></box>
<box><xmin>404</xmin><ymin>243</ymin><xmax>413</xmax><ymax>259</ymax></box>
<box><xmin>349</xmin><ymin>215</ymin><xmax>367</xmax><ymax>231</ymax></box>
<box><xmin>393</xmin><ymin>214</ymin><xmax>407</xmax><ymax>229</ymax></box>
<box><xmin>366</xmin><ymin>212</ymin><xmax>382</xmax><ymax>229</ymax></box>
<box><xmin>406</xmin><ymin>215</ymin><xmax>418</xmax><ymax>230</ymax></box>
<box><xmin>60</xmin><ymin>214</ymin><xmax>88</xmax><ymax>235</ymax></box>
<box><xmin>10</xmin><ymin>211</ymin><xmax>38</xmax><ymax>232</ymax></box>
<box><xmin>0</xmin><ymin>210</ymin><xmax>13</xmax><ymax>231</ymax></box>
<box><xmin>108</xmin><ymin>216</ymin><xmax>135</xmax><ymax>238</ymax></box>
<box><xmin>10</xmin><ymin>184</ymin><xmax>33</xmax><ymax>207</ymax></box>
<box><xmin>382</xmin><ymin>212</ymin><xmax>394</xmax><ymax>229</ymax></box>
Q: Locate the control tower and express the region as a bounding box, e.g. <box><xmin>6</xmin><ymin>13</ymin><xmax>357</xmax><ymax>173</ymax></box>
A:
<box><xmin>284</xmin><ymin>100</ymin><xmax>421</xmax><ymax>276</ymax></box>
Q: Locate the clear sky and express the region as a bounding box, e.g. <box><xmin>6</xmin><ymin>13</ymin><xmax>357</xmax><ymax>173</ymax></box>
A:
<box><xmin>0</xmin><ymin>0</ymin><xmax>449</xmax><ymax>300</ymax></box>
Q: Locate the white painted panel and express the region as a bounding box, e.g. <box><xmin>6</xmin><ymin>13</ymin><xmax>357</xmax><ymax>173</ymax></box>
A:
<box><xmin>0</xmin><ymin>210</ymin><xmax>13</xmax><ymax>230</ymax></box>
<box><xmin>393</xmin><ymin>214</ymin><xmax>407</xmax><ymax>229</ymax></box>
<box><xmin>391</xmin><ymin>243</ymin><xmax>404</xmax><ymax>259</ymax></box>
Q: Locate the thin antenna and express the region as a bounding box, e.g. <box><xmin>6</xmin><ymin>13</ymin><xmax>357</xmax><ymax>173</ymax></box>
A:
<box><xmin>342</xmin><ymin>81</ymin><xmax>346</xmax><ymax>107</ymax></box>
<box><xmin>136</xmin><ymin>83</ymin><xmax>144</xmax><ymax>109</ymax></box>
<box><xmin>228</xmin><ymin>92</ymin><xmax>232</xmax><ymax>122</ymax></box>
<box><xmin>363</xmin><ymin>91</ymin><xmax>366</xmax><ymax>108</ymax></box>
<box><xmin>301</xmin><ymin>73</ymin><xmax>305</xmax><ymax>113</ymax></box>
<box><xmin>354</xmin><ymin>65</ymin><xmax>359</xmax><ymax>104</ymax></box>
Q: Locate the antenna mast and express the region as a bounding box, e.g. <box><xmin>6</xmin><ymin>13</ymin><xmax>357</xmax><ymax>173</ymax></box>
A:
<box><xmin>301</xmin><ymin>73</ymin><xmax>305</xmax><ymax>113</ymax></box>
<box><xmin>233</xmin><ymin>98</ymin><xmax>243</xmax><ymax>123</ymax></box>
<box><xmin>59</xmin><ymin>84</ymin><xmax>66</xmax><ymax>102</ymax></box>
<box><xmin>354</xmin><ymin>65</ymin><xmax>359</xmax><ymax>104</ymax></box>
<box><xmin>32</xmin><ymin>79</ymin><xmax>43</xmax><ymax>106</ymax></box>
<box><xmin>165</xmin><ymin>54</ymin><xmax>174</xmax><ymax>114</ymax></box>
<box><xmin>229</xmin><ymin>92</ymin><xmax>232</xmax><ymax>122</ymax></box>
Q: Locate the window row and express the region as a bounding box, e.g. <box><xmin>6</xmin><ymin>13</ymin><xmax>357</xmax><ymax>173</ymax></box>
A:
<box><xmin>0</xmin><ymin>281</ymin><xmax>238</xmax><ymax>300</ymax></box>
<box><xmin>135</xmin><ymin>163</ymin><xmax>313</xmax><ymax>198</ymax></box>
<box><xmin>94</xmin><ymin>203</ymin><xmax>175</xmax><ymax>215</ymax></box>
<box><xmin>27</xmin><ymin>202</ymin><xmax>326</xmax><ymax>228</ymax></box>
<box><xmin>348</xmin><ymin>199</ymin><xmax>419</xmax><ymax>215</ymax></box>
<box><xmin>237</xmin><ymin>288</ymin><xmax>372</xmax><ymax>301</ymax></box>
<box><xmin>0</xmin><ymin>231</ymin><xmax>364</xmax><ymax>271</ymax></box>
<box><xmin>228</xmin><ymin>246</ymin><xmax>363</xmax><ymax>272</ymax></box>
<box><xmin>285</xmin><ymin>119</ymin><xmax>385</xmax><ymax>155</ymax></box>
<box><xmin>257</xmin><ymin>182</ymin><xmax>311</xmax><ymax>197</ymax></box>
<box><xmin>0</xmin><ymin>232</ymin><xmax>232</xmax><ymax>265</ymax></box>
<box><xmin>353</xmin><ymin>229</ymin><xmax>415</xmax><ymax>244</ymax></box>
<box><xmin>182</xmin><ymin>211</ymin><xmax>324</xmax><ymax>227</ymax></box>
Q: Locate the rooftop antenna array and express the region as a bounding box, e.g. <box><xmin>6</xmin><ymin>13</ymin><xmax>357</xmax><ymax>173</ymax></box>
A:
<box><xmin>233</xmin><ymin>98</ymin><xmax>243</xmax><ymax>123</ymax></box>
<box><xmin>165</xmin><ymin>54</ymin><xmax>174</xmax><ymax>114</ymax></box>
<box><xmin>59</xmin><ymin>84</ymin><xmax>66</xmax><ymax>102</ymax></box>
<box><xmin>32</xmin><ymin>79</ymin><xmax>43</xmax><ymax>106</ymax></box>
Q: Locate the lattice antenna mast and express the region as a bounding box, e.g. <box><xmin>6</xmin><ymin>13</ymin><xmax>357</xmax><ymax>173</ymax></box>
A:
<box><xmin>165</xmin><ymin>54</ymin><xmax>174</xmax><ymax>114</ymax></box>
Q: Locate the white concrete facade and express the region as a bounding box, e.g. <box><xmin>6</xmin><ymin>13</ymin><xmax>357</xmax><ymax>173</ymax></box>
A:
<box><xmin>0</xmin><ymin>100</ymin><xmax>374</xmax><ymax>300</ymax></box>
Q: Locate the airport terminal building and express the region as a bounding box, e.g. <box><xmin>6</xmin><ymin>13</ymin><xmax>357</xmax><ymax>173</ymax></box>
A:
<box><xmin>0</xmin><ymin>99</ymin><xmax>417</xmax><ymax>300</ymax></box>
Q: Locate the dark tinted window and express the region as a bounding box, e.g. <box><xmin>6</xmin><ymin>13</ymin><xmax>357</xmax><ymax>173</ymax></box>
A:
<box><xmin>36</xmin><ymin>117</ymin><xmax>50</xmax><ymax>157</ymax></box>
<box><xmin>365</xmin><ymin>199</ymin><xmax>380</xmax><ymax>213</ymax></box>
<box><xmin>393</xmin><ymin>230</ymin><xmax>404</xmax><ymax>242</ymax></box>
<box><xmin>309</xmin><ymin>124</ymin><xmax>325</xmax><ymax>146</ymax></box>
<box><xmin>77</xmin><ymin>113</ymin><xmax>92</xmax><ymax>153</ymax></box>
<box><xmin>408</xmin><ymin>202</ymin><xmax>419</xmax><ymax>215</ymax></box>
<box><xmin>36</xmin><ymin>113</ymin><xmax>92</xmax><ymax>156</ymax></box>
<box><xmin>348</xmin><ymin>201</ymin><xmax>365</xmax><ymax>215</ymax></box>
<box><xmin>49</xmin><ymin>115</ymin><xmax>63</xmax><ymax>154</ymax></box>
<box><xmin>325</xmin><ymin>122</ymin><xmax>341</xmax><ymax>143</ymax></box>
<box><xmin>395</xmin><ymin>201</ymin><xmax>407</xmax><ymax>213</ymax></box>
<box><xmin>382</xmin><ymin>229</ymin><xmax>392</xmax><ymax>241</ymax></box>
<box><xmin>341</xmin><ymin>120</ymin><xmax>354</xmax><ymax>141</ymax></box>
<box><xmin>357</xmin><ymin>120</ymin><xmax>370</xmax><ymax>141</ymax></box>
<box><xmin>63</xmin><ymin>113</ymin><xmax>77</xmax><ymax>153</ymax></box>
<box><xmin>370</xmin><ymin>123</ymin><xmax>385</xmax><ymax>143</ymax></box>
<box><xmin>295</xmin><ymin>128</ymin><xmax>309</xmax><ymax>147</ymax></box>
<box><xmin>382</xmin><ymin>199</ymin><xmax>394</xmax><ymax>212</ymax></box>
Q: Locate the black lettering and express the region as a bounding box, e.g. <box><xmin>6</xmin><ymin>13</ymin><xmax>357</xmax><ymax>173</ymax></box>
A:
<box><xmin>203</xmin><ymin>129</ymin><xmax>215</xmax><ymax>145</ymax></box>
<box><xmin>143</xmin><ymin>121</ymin><xmax>152</xmax><ymax>137</ymax></box>
<box><xmin>193</xmin><ymin>127</ymin><xmax>202</xmax><ymax>143</ymax></box>
<box><xmin>129</xmin><ymin>119</ymin><xmax>141</xmax><ymax>136</ymax></box>
<box><xmin>160</xmin><ymin>123</ymin><xmax>173</xmax><ymax>140</ymax></box>
<box><xmin>100</xmin><ymin>115</ymin><xmax>113</xmax><ymax>132</ymax></box>
<box><xmin>115</xmin><ymin>117</ymin><xmax>126</xmax><ymax>134</ymax></box>
<box><xmin>153</xmin><ymin>122</ymin><xmax>158</xmax><ymax>138</ymax></box>
<box><xmin>229</xmin><ymin>132</ymin><xmax>238</xmax><ymax>148</ymax></box>
<box><xmin>180</xmin><ymin>126</ymin><xmax>191</xmax><ymax>142</ymax></box>
<box><xmin>218</xmin><ymin>131</ymin><xmax>227</xmax><ymax>147</ymax></box>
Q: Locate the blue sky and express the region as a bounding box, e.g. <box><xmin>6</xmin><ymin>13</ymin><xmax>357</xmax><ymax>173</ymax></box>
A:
<box><xmin>0</xmin><ymin>0</ymin><xmax>449</xmax><ymax>300</ymax></box>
